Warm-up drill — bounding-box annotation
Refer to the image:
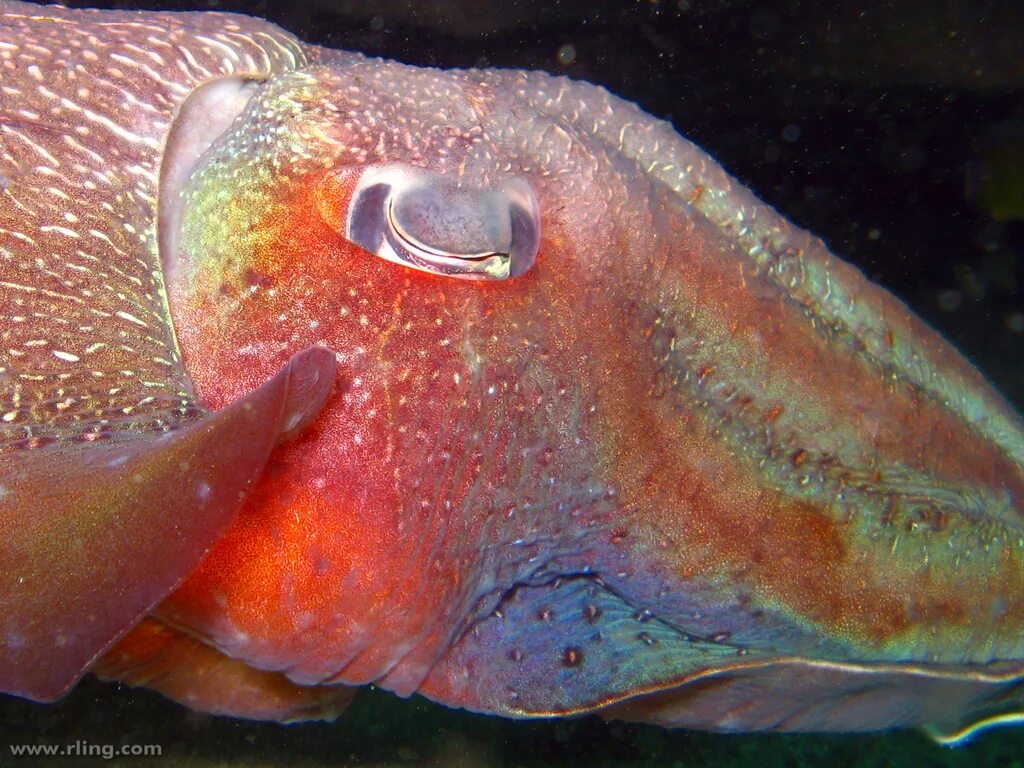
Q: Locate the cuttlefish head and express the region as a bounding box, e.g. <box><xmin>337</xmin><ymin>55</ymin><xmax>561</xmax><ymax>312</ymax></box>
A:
<box><xmin>151</xmin><ymin>57</ymin><xmax>1024</xmax><ymax>739</ymax></box>
<box><xmin>160</xmin><ymin>58</ymin><xmax>681</xmax><ymax>682</ymax></box>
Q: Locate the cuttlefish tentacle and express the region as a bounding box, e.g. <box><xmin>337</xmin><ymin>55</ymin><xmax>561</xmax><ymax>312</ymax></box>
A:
<box><xmin>0</xmin><ymin>3</ymin><xmax>338</xmax><ymax>700</ymax></box>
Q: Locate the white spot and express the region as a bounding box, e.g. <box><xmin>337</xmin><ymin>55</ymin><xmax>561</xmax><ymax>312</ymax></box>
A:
<box><xmin>197</xmin><ymin>482</ymin><xmax>212</xmax><ymax>501</ymax></box>
<box><xmin>0</xmin><ymin>485</ymin><xmax>8</xmax><ymax>500</ymax></box>
<box><xmin>52</xmin><ymin>350</ymin><xmax>80</xmax><ymax>363</ymax></box>
<box><xmin>115</xmin><ymin>310</ymin><xmax>148</xmax><ymax>327</ymax></box>
<box><xmin>107</xmin><ymin>455</ymin><xmax>129</xmax><ymax>468</ymax></box>
<box><xmin>39</xmin><ymin>225</ymin><xmax>79</xmax><ymax>238</ymax></box>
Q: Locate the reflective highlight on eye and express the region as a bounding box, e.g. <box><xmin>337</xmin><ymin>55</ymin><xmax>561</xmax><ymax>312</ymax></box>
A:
<box><xmin>342</xmin><ymin>164</ymin><xmax>541</xmax><ymax>280</ymax></box>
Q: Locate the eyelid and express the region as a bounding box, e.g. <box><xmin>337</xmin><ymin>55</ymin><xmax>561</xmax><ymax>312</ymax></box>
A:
<box><xmin>335</xmin><ymin>163</ymin><xmax>540</xmax><ymax>281</ymax></box>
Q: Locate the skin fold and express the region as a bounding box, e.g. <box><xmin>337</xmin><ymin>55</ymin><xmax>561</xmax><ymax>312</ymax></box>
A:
<box><xmin>0</xmin><ymin>1</ymin><xmax>1021</xmax><ymax>741</ymax></box>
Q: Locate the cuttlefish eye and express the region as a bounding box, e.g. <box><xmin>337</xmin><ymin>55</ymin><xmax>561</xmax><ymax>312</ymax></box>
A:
<box><xmin>334</xmin><ymin>164</ymin><xmax>541</xmax><ymax>280</ymax></box>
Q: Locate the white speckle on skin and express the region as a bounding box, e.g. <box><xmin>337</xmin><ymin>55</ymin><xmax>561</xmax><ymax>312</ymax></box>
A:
<box><xmin>0</xmin><ymin>485</ymin><xmax>8</xmax><ymax>500</ymax></box>
<box><xmin>107</xmin><ymin>455</ymin><xmax>129</xmax><ymax>468</ymax></box>
<box><xmin>115</xmin><ymin>310</ymin><xmax>148</xmax><ymax>327</ymax></box>
<box><xmin>197</xmin><ymin>482</ymin><xmax>212</xmax><ymax>501</ymax></box>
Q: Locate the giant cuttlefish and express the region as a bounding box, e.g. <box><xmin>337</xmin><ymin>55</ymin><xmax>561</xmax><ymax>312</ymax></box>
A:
<box><xmin>0</xmin><ymin>1</ymin><xmax>1022</xmax><ymax>743</ymax></box>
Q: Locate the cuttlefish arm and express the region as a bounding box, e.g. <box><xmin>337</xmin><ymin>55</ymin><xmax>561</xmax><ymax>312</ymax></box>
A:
<box><xmin>0</xmin><ymin>2</ymin><xmax>338</xmax><ymax>702</ymax></box>
<box><xmin>0</xmin><ymin>346</ymin><xmax>335</xmax><ymax>701</ymax></box>
<box><xmin>93</xmin><ymin>616</ymin><xmax>353</xmax><ymax>722</ymax></box>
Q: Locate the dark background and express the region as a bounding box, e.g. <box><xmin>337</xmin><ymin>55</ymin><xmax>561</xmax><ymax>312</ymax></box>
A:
<box><xmin>3</xmin><ymin>1</ymin><xmax>1024</xmax><ymax>765</ymax></box>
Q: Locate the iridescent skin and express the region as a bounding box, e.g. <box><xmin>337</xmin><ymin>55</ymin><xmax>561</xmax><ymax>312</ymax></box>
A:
<box><xmin>1</xmin><ymin>2</ymin><xmax>1022</xmax><ymax>741</ymax></box>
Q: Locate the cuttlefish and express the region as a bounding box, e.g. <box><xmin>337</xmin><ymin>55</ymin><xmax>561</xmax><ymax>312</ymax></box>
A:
<box><xmin>1</xmin><ymin>1</ymin><xmax>1022</xmax><ymax>744</ymax></box>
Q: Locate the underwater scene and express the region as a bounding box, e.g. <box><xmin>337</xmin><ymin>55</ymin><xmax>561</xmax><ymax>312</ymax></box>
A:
<box><xmin>1</xmin><ymin>0</ymin><xmax>1023</xmax><ymax>765</ymax></box>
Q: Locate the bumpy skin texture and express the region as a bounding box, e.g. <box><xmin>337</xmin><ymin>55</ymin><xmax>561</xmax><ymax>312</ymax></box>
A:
<box><xmin>1</xmin><ymin>2</ymin><xmax>1023</xmax><ymax>739</ymax></box>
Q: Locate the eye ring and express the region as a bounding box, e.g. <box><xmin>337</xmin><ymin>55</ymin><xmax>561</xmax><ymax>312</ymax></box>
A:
<box><xmin>342</xmin><ymin>164</ymin><xmax>540</xmax><ymax>281</ymax></box>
